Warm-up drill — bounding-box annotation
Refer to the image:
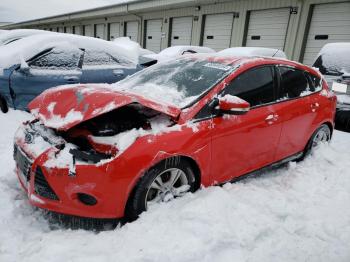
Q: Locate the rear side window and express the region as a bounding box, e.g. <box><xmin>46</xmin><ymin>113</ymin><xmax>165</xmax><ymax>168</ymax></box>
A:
<box><xmin>278</xmin><ymin>67</ymin><xmax>310</xmax><ymax>99</ymax></box>
<box><xmin>83</xmin><ymin>50</ymin><xmax>120</xmax><ymax>66</ymax></box>
<box><xmin>305</xmin><ymin>72</ymin><xmax>322</xmax><ymax>92</ymax></box>
<box><xmin>222</xmin><ymin>66</ymin><xmax>275</xmax><ymax>107</ymax></box>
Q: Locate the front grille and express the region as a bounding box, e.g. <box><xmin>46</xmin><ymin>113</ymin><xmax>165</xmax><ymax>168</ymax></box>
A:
<box><xmin>34</xmin><ymin>167</ymin><xmax>59</xmax><ymax>201</ymax></box>
<box><xmin>13</xmin><ymin>144</ymin><xmax>33</xmax><ymax>181</ymax></box>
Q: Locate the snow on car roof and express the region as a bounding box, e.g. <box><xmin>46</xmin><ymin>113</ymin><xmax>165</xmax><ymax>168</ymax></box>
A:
<box><xmin>217</xmin><ymin>47</ymin><xmax>287</xmax><ymax>59</ymax></box>
<box><xmin>0</xmin><ymin>33</ymin><xmax>138</xmax><ymax>70</ymax></box>
<box><xmin>314</xmin><ymin>42</ymin><xmax>350</xmax><ymax>75</ymax></box>
<box><xmin>113</xmin><ymin>37</ymin><xmax>154</xmax><ymax>56</ymax></box>
<box><xmin>143</xmin><ymin>45</ymin><xmax>215</xmax><ymax>62</ymax></box>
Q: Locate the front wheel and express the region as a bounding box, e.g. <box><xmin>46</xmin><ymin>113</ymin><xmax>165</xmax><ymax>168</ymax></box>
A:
<box><xmin>125</xmin><ymin>158</ymin><xmax>197</xmax><ymax>221</ymax></box>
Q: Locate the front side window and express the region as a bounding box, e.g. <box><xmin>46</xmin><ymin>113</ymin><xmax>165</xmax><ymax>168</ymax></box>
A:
<box><xmin>113</xmin><ymin>57</ymin><xmax>236</xmax><ymax>107</ymax></box>
<box><xmin>29</xmin><ymin>49</ymin><xmax>82</xmax><ymax>70</ymax></box>
<box><xmin>222</xmin><ymin>66</ymin><xmax>275</xmax><ymax>107</ymax></box>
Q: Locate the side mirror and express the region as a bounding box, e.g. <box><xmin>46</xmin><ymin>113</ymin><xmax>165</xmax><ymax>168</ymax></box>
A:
<box><xmin>18</xmin><ymin>63</ymin><xmax>30</xmax><ymax>75</ymax></box>
<box><xmin>217</xmin><ymin>94</ymin><xmax>250</xmax><ymax>115</ymax></box>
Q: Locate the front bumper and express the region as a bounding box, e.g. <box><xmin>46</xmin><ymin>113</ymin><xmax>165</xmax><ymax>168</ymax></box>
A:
<box><xmin>13</xmin><ymin>124</ymin><xmax>136</xmax><ymax>219</ymax></box>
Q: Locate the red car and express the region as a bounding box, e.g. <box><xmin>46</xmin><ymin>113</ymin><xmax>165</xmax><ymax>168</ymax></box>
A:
<box><xmin>14</xmin><ymin>56</ymin><xmax>336</xmax><ymax>221</ymax></box>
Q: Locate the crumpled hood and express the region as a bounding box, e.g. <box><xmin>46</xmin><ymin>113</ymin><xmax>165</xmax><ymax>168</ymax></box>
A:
<box><xmin>28</xmin><ymin>84</ymin><xmax>181</xmax><ymax>131</ymax></box>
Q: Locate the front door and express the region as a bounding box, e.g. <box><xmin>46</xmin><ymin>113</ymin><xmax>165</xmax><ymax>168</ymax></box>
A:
<box><xmin>10</xmin><ymin>48</ymin><xmax>83</xmax><ymax>110</ymax></box>
<box><xmin>211</xmin><ymin>66</ymin><xmax>282</xmax><ymax>183</ymax></box>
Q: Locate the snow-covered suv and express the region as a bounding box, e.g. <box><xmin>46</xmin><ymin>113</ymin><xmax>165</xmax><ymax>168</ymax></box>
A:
<box><xmin>313</xmin><ymin>43</ymin><xmax>350</xmax><ymax>131</ymax></box>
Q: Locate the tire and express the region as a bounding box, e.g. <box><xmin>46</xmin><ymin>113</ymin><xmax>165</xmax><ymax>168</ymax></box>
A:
<box><xmin>0</xmin><ymin>96</ymin><xmax>8</xmax><ymax>113</ymax></box>
<box><xmin>335</xmin><ymin>110</ymin><xmax>350</xmax><ymax>132</ymax></box>
<box><xmin>302</xmin><ymin>124</ymin><xmax>331</xmax><ymax>159</ymax></box>
<box><xmin>125</xmin><ymin>157</ymin><xmax>197</xmax><ymax>221</ymax></box>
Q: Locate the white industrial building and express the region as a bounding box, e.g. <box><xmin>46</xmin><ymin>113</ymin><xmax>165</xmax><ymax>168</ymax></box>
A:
<box><xmin>2</xmin><ymin>0</ymin><xmax>350</xmax><ymax>64</ymax></box>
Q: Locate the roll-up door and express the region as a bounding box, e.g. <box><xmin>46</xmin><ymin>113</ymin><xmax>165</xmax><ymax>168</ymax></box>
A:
<box><xmin>245</xmin><ymin>8</ymin><xmax>291</xmax><ymax>50</ymax></box>
<box><xmin>109</xmin><ymin>22</ymin><xmax>120</xmax><ymax>41</ymax></box>
<box><xmin>95</xmin><ymin>24</ymin><xmax>105</xmax><ymax>39</ymax></box>
<box><xmin>303</xmin><ymin>2</ymin><xmax>350</xmax><ymax>65</ymax></box>
<box><xmin>203</xmin><ymin>13</ymin><xmax>234</xmax><ymax>51</ymax></box>
<box><xmin>145</xmin><ymin>19</ymin><xmax>163</xmax><ymax>52</ymax></box>
<box><xmin>125</xmin><ymin>21</ymin><xmax>139</xmax><ymax>42</ymax></box>
<box><xmin>170</xmin><ymin>17</ymin><xmax>193</xmax><ymax>46</ymax></box>
<box><xmin>83</xmin><ymin>25</ymin><xmax>93</xmax><ymax>37</ymax></box>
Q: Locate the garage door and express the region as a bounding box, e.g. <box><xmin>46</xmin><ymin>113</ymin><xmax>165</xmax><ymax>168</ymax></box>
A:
<box><xmin>74</xmin><ymin>26</ymin><xmax>82</xmax><ymax>35</ymax></box>
<box><xmin>145</xmin><ymin>19</ymin><xmax>163</xmax><ymax>52</ymax></box>
<box><xmin>170</xmin><ymin>17</ymin><xmax>193</xmax><ymax>46</ymax></box>
<box><xmin>57</xmin><ymin>27</ymin><xmax>64</xmax><ymax>33</ymax></box>
<box><xmin>245</xmin><ymin>8</ymin><xmax>291</xmax><ymax>50</ymax></box>
<box><xmin>303</xmin><ymin>2</ymin><xmax>350</xmax><ymax>65</ymax></box>
<box><xmin>203</xmin><ymin>13</ymin><xmax>234</xmax><ymax>51</ymax></box>
<box><xmin>84</xmin><ymin>25</ymin><xmax>93</xmax><ymax>37</ymax></box>
<box><xmin>109</xmin><ymin>22</ymin><xmax>120</xmax><ymax>41</ymax></box>
<box><xmin>65</xmin><ymin>26</ymin><xmax>72</xmax><ymax>34</ymax></box>
<box><xmin>126</xmin><ymin>21</ymin><xmax>139</xmax><ymax>42</ymax></box>
<box><xmin>95</xmin><ymin>24</ymin><xmax>105</xmax><ymax>39</ymax></box>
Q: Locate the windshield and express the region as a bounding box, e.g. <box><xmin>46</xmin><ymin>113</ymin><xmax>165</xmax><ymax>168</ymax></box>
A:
<box><xmin>313</xmin><ymin>49</ymin><xmax>350</xmax><ymax>76</ymax></box>
<box><xmin>113</xmin><ymin>57</ymin><xmax>235</xmax><ymax>107</ymax></box>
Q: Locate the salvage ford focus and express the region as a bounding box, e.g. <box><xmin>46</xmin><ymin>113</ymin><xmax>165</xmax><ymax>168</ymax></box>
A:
<box><xmin>14</xmin><ymin>55</ymin><xmax>336</xmax><ymax>221</ymax></box>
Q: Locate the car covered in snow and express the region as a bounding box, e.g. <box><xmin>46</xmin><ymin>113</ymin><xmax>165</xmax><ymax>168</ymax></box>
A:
<box><xmin>312</xmin><ymin>43</ymin><xmax>350</xmax><ymax>131</ymax></box>
<box><xmin>0</xmin><ymin>34</ymin><xmax>141</xmax><ymax>113</ymax></box>
<box><xmin>140</xmin><ymin>45</ymin><xmax>215</xmax><ymax>66</ymax></box>
<box><xmin>13</xmin><ymin>55</ymin><xmax>336</xmax><ymax>222</ymax></box>
<box><xmin>218</xmin><ymin>47</ymin><xmax>287</xmax><ymax>58</ymax></box>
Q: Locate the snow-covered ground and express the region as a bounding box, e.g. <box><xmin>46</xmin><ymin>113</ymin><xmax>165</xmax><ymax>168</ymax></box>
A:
<box><xmin>0</xmin><ymin>109</ymin><xmax>349</xmax><ymax>262</ymax></box>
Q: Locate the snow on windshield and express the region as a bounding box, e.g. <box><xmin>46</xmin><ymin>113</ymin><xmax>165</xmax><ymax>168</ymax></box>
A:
<box><xmin>313</xmin><ymin>43</ymin><xmax>350</xmax><ymax>76</ymax></box>
<box><xmin>112</xmin><ymin>57</ymin><xmax>235</xmax><ymax>107</ymax></box>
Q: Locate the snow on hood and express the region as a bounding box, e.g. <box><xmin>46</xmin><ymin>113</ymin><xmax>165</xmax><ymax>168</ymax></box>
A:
<box><xmin>143</xmin><ymin>46</ymin><xmax>215</xmax><ymax>62</ymax></box>
<box><xmin>0</xmin><ymin>33</ymin><xmax>138</xmax><ymax>69</ymax></box>
<box><xmin>28</xmin><ymin>84</ymin><xmax>181</xmax><ymax>131</ymax></box>
<box><xmin>217</xmin><ymin>47</ymin><xmax>287</xmax><ymax>59</ymax></box>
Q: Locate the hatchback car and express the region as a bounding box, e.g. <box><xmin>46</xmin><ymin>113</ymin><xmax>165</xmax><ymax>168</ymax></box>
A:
<box><xmin>0</xmin><ymin>34</ymin><xmax>140</xmax><ymax>112</ymax></box>
<box><xmin>14</xmin><ymin>55</ymin><xmax>336</xmax><ymax>222</ymax></box>
<box><xmin>313</xmin><ymin>43</ymin><xmax>350</xmax><ymax>131</ymax></box>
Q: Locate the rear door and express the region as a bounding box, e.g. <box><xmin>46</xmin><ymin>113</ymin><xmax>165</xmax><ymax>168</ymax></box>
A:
<box><xmin>210</xmin><ymin>66</ymin><xmax>282</xmax><ymax>182</ymax></box>
<box><xmin>273</xmin><ymin>66</ymin><xmax>319</xmax><ymax>160</ymax></box>
<box><xmin>10</xmin><ymin>48</ymin><xmax>83</xmax><ymax>110</ymax></box>
<box><xmin>80</xmin><ymin>49</ymin><xmax>136</xmax><ymax>84</ymax></box>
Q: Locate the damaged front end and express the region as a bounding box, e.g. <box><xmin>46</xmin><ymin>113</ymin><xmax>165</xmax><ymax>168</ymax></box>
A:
<box><xmin>17</xmin><ymin>103</ymin><xmax>176</xmax><ymax>172</ymax></box>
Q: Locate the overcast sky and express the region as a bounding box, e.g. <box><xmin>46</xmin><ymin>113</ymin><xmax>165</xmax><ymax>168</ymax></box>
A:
<box><xmin>0</xmin><ymin>0</ymin><xmax>134</xmax><ymax>23</ymax></box>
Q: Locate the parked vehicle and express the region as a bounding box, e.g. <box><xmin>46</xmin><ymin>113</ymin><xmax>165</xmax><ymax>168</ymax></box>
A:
<box><xmin>312</xmin><ymin>43</ymin><xmax>350</xmax><ymax>132</ymax></box>
<box><xmin>14</xmin><ymin>55</ymin><xmax>336</xmax><ymax>222</ymax></box>
<box><xmin>218</xmin><ymin>47</ymin><xmax>287</xmax><ymax>58</ymax></box>
<box><xmin>140</xmin><ymin>45</ymin><xmax>215</xmax><ymax>66</ymax></box>
<box><xmin>0</xmin><ymin>29</ymin><xmax>53</xmax><ymax>46</ymax></box>
<box><xmin>0</xmin><ymin>34</ymin><xmax>140</xmax><ymax>112</ymax></box>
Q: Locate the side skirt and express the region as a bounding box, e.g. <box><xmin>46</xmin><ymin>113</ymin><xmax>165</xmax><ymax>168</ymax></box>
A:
<box><xmin>225</xmin><ymin>151</ymin><xmax>304</xmax><ymax>184</ymax></box>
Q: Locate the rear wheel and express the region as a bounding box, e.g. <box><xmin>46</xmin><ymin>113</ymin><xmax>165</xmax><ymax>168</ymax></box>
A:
<box><xmin>0</xmin><ymin>96</ymin><xmax>8</xmax><ymax>113</ymax></box>
<box><xmin>125</xmin><ymin>158</ymin><xmax>197</xmax><ymax>221</ymax></box>
<box><xmin>303</xmin><ymin>124</ymin><xmax>331</xmax><ymax>158</ymax></box>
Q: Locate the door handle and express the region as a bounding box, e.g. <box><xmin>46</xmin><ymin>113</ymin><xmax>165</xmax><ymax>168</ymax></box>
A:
<box><xmin>311</xmin><ymin>102</ymin><xmax>319</xmax><ymax>112</ymax></box>
<box><xmin>265</xmin><ymin>114</ymin><xmax>279</xmax><ymax>124</ymax></box>
<box><xmin>113</xmin><ymin>69</ymin><xmax>124</xmax><ymax>77</ymax></box>
<box><xmin>64</xmin><ymin>76</ymin><xmax>79</xmax><ymax>83</ymax></box>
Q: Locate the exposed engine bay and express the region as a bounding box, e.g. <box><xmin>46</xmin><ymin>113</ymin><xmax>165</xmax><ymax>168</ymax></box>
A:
<box><xmin>21</xmin><ymin>104</ymin><xmax>174</xmax><ymax>165</ymax></box>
